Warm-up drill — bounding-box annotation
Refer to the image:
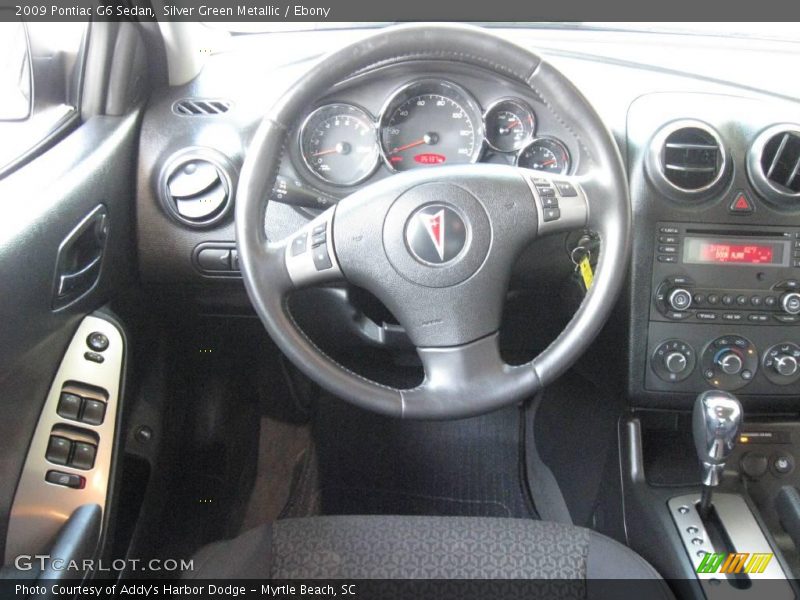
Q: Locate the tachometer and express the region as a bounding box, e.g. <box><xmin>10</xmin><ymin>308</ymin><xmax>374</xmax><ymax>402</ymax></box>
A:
<box><xmin>516</xmin><ymin>137</ymin><xmax>571</xmax><ymax>174</ymax></box>
<box><xmin>379</xmin><ymin>80</ymin><xmax>483</xmax><ymax>172</ymax></box>
<box><xmin>300</xmin><ymin>104</ymin><xmax>379</xmax><ymax>186</ymax></box>
<box><xmin>484</xmin><ymin>98</ymin><xmax>535</xmax><ymax>153</ymax></box>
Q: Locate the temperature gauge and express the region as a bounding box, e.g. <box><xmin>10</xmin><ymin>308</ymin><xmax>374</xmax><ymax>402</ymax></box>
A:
<box><xmin>484</xmin><ymin>98</ymin><xmax>535</xmax><ymax>153</ymax></box>
<box><xmin>516</xmin><ymin>137</ymin><xmax>571</xmax><ymax>174</ymax></box>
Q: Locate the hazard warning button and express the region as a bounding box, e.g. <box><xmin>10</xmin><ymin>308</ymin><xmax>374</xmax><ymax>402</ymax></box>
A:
<box><xmin>729</xmin><ymin>191</ymin><xmax>754</xmax><ymax>214</ymax></box>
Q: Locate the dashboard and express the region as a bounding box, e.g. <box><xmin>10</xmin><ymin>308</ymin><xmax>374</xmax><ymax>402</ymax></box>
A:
<box><xmin>134</xmin><ymin>26</ymin><xmax>800</xmax><ymax>410</ymax></box>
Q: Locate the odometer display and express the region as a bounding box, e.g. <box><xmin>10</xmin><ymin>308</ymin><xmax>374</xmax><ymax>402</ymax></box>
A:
<box><xmin>380</xmin><ymin>80</ymin><xmax>483</xmax><ymax>172</ymax></box>
<box><xmin>299</xmin><ymin>104</ymin><xmax>378</xmax><ymax>186</ymax></box>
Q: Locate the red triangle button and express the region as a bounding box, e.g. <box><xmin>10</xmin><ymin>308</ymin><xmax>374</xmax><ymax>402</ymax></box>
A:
<box><xmin>729</xmin><ymin>191</ymin><xmax>754</xmax><ymax>214</ymax></box>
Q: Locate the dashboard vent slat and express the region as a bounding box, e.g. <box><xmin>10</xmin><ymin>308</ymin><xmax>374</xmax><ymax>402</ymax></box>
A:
<box><xmin>660</xmin><ymin>126</ymin><xmax>723</xmax><ymax>192</ymax></box>
<box><xmin>173</xmin><ymin>98</ymin><xmax>232</xmax><ymax>116</ymax></box>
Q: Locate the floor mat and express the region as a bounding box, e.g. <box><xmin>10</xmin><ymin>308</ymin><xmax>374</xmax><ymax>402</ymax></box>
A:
<box><xmin>282</xmin><ymin>395</ymin><xmax>537</xmax><ymax>520</ymax></box>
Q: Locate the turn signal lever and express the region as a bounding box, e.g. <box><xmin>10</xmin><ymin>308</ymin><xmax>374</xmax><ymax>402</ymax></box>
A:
<box><xmin>693</xmin><ymin>390</ymin><xmax>743</xmax><ymax>519</ymax></box>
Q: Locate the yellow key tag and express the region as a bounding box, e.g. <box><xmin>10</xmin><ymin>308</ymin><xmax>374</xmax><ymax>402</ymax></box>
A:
<box><xmin>579</xmin><ymin>256</ymin><xmax>594</xmax><ymax>290</ymax></box>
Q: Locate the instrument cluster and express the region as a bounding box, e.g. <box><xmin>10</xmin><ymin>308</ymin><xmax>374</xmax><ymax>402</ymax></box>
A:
<box><xmin>297</xmin><ymin>78</ymin><xmax>571</xmax><ymax>188</ymax></box>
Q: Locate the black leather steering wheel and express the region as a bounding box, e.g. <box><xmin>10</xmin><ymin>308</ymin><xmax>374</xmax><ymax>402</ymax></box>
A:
<box><xmin>236</xmin><ymin>23</ymin><xmax>630</xmax><ymax>419</ymax></box>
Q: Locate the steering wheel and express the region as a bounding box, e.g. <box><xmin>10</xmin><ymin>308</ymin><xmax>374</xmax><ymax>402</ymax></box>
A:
<box><xmin>236</xmin><ymin>23</ymin><xmax>630</xmax><ymax>419</ymax></box>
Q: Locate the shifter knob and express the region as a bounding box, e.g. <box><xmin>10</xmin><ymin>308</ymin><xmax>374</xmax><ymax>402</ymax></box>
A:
<box><xmin>692</xmin><ymin>390</ymin><xmax>743</xmax><ymax>487</ymax></box>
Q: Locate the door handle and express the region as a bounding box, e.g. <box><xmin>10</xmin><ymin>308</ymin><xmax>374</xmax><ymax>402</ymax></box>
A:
<box><xmin>52</xmin><ymin>205</ymin><xmax>108</xmax><ymax>310</ymax></box>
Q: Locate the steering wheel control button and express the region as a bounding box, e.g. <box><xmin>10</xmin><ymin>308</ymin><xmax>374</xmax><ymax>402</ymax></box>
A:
<box><xmin>86</xmin><ymin>332</ymin><xmax>109</xmax><ymax>352</ymax></box>
<box><xmin>701</xmin><ymin>336</ymin><xmax>758</xmax><ymax>390</ymax></box>
<box><xmin>652</xmin><ymin>339</ymin><xmax>695</xmax><ymax>382</ymax></box>
<box><xmin>554</xmin><ymin>181</ymin><xmax>577</xmax><ymax>197</ymax></box>
<box><xmin>291</xmin><ymin>234</ymin><xmax>308</xmax><ymax>256</ymax></box>
<box><xmin>70</xmin><ymin>442</ymin><xmax>97</xmax><ymax>470</ymax></box>
<box><xmin>84</xmin><ymin>351</ymin><xmax>105</xmax><ymax>364</ymax></box>
<box><xmin>540</xmin><ymin>195</ymin><xmax>558</xmax><ymax>208</ymax></box>
<box><xmin>543</xmin><ymin>207</ymin><xmax>561</xmax><ymax>222</ymax></box>
<box><xmin>312</xmin><ymin>245</ymin><xmax>333</xmax><ymax>271</ymax></box>
<box><xmin>81</xmin><ymin>399</ymin><xmax>107</xmax><ymax>426</ymax></box>
<box><xmin>46</xmin><ymin>436</ymin><xmax>72</xmax><ymax>466</ymax></box>
<box><xmin>45</xmin><ymin>470</ymin><xmax>85</xmax><ymax>489</ymax></box>
<box><xmin>57</xmin><ymin>393</ymin><xmax>82</xmax><ymax>421</ymax></box>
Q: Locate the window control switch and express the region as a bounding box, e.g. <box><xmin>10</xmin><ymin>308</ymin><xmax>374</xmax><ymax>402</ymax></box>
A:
<box><xmin>46</xmin><ymin>436</ymin><xmax>72</xmax><ymax>466</ymax></box>
<box><xmin>81</xmin><ymin>399</ymin><xmax>106</xmax><ymax>426</ymax></box>
<box><xmin>70</xmin><ymin>442</ymin><xmax>97</xmax><ymax>470</ymax></box>
<box><xmin>46</xmin><ymin>470</ymin><xmax>85</xmax><ymax>489</ymax></box>
<box><xmin>57</xmin><ymin>392</ymin><xmax>82</xmax><ymax>421</ymax></box>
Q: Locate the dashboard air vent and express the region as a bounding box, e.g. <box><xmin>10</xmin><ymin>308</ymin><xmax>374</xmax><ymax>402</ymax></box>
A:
<box><xmin>747</xmin><ymin>125</ymin><xmax>800</xmax><ymax>208</ymax></box>
<box><xmin>662</xmin><ymin>127</ymin><xmax>722</xmax><ymax>191</ymax></box>
<box><xmin>647</xmin><ymin>120</ymin><xmax>727</xmax><ymax>199</ymax></box>
<box><xmin>759</xmin><ymin>132</ymin><xmax>800</xmax><ymax>193</ymax></box>
<box><xmin>173</xmin><ymin>99</ymin><xmax>232</xmax><ymax>116</ymax></box>
<box><xmin>159</xmin><ymin>149</ymin><xmax>235</xmax><ymax>227</ymax></box>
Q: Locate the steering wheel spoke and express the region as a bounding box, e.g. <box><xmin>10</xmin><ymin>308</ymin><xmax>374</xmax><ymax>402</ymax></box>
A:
<box><xmin>281</xmin><ymin>205</ymin><xmax>345</xmax><ymax>290</ymax></box>
<box><xmin>401</xmin><ymin>333</ymin><xmax>539</xmax><ymax>418</ymax></box>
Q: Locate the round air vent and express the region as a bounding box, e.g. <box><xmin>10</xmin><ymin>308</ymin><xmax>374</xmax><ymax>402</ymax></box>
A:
<box><xmin>159</xmin><ymin>148</ymin><xmax>235</xmax><ymax>227</ymax></box>
<box><xmin>646</xmin><ymin>120</ymin><xmax>728</xmax><ymax>199</ymax></box>
<box><xmin>747</xmin><ymin>124</ymin><xmax>800</xmax><ymax>208</ymax></box>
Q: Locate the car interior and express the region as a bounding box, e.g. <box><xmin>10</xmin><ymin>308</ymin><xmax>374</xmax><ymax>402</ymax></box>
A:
<box><xmin>2</xmin><ymin>19</ymin><xmax>800</xmax><ymax>599</ymax></box>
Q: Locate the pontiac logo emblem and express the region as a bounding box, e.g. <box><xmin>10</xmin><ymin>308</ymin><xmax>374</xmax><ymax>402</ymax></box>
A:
<box><xmin>405</xmin><ymin>204</ymin><xmax>467</xmax><ymax>265</ymax></box>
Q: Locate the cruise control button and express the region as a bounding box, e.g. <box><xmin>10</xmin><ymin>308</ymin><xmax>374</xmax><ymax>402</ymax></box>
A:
<box><xmin>537</xmin><ymin>186</ymin><xmax>556</xmax><ymax>197</ymax></box>
<box><xmin>81</xmin><ymin>399</ymin><xmax>106</xmax><ymax>426</ymax></box>
<box><xmin>290</xmin><ymin>234</ymin><xmax>308</xmax><ymax>257</ymax></box>
<box><xmin>70</xmin><ymin>442</ymin><xmax>97</xmax><ymax>470</ymax></box>
<box><xmin>45</xmin><ymin>470</ymin><xmax>85</xmax><ymax>489</ymax></box>
<box><xmin>57</xmin><ymin>393</ymin><xmax>82</xmax><ymax>421</ymax></box>
<box><xmin>86</xmin><ymin>332</ymin><xmax>109</xmax><ymax>352</ymax></box>
<box><xmin>540</xmin><ymin>196</ymin><xmax>558</xmax><ymax>208</ymax></box>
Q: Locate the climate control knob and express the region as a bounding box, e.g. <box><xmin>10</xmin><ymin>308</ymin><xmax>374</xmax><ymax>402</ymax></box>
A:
<box><xmin>667</xmin><ymin>288</ymin><xmax>693</xmax><ymax>312</ymax></box>
<box><xmin>652</xmin><ymin>340</ymin><xmax>695</xmax><ymax>382</ymax></box>
<box><xmin>781</xmin><ymin>292</ymin><xmax>800</xmax><ymax>315</ymax></box>
<box><xmin>665</xmin><ymin>352</ymin><xmax>688</xmax><ymax>374</ymax></box>
<box><xmin>763</xmin><ymin>343</ymin><xmax>800</xmax><ymax>385</ymax></box>
<box><xmin>717</xmin><ymin>351</ymin><xmax>744</xmax><ymax>375</ymax></box>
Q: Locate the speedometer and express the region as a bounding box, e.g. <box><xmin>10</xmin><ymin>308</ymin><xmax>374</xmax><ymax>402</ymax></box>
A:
<box><xmin>379</xmin><ymin>80</ymin><xmax>483</xmax><ymax>172</ymax></box>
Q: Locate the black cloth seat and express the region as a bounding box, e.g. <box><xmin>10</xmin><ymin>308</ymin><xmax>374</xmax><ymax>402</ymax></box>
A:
<box><xmin>186</xmin><ymin>515</ymin><xmax>672</xmax><ymax>598</ymax></box>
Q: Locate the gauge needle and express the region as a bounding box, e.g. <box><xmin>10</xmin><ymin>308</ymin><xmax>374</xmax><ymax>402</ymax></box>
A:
<box><xmin>390</xmin><ymin>139</ymin><xmax>426</xmax><ymax>154</ymax></box>
<box><xmin>504</xmin><ymin>119</ymin><xmax>520</xmax><ymax>129</ymax></box>
<box><xmin>540</xmin><ymin>159</ymin><xmax>557</xmax><ymax>167</ymax></box>
<box><xmin>312</xmin><ymin>148</ymin><xmax>338</xmax><ymax>157</ymax></box>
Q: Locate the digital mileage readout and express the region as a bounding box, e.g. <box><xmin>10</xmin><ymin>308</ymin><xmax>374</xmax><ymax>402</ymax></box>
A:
<box><xmin>684</xmin><ymin>237</ymin><xmax>788</xmax><ymax>267</ymax></box>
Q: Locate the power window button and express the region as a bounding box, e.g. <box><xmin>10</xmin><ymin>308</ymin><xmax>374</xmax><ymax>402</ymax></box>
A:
<box><xmin>57</xmin><ymin>393</ymin><xmax>82</xmax><ymax>421</ymax></box>
<box><xmin>81</xmin><ymin>400</ymin><xmax>106</xmax><ymax>426</ymax></box>
<box><xmin>46</xmin><ymin>436</ymin><xmax>72</xmax><ymax>466</ymax></box>
<box><xmin>70</xmin><ymin>442</ymin><xmax>97</xmax><ymax>470</ymax></box>
<box><xmin>46</xmin><ymin>470</ymin><xmax>85</xmax><ymax>489</ymax></box>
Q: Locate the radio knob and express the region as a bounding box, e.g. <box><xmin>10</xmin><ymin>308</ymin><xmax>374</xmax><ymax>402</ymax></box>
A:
<box><xmin>665</xmin><ymin>352</ymin><xmax>688</xmax><ymax>374</ymax></box>
<box><xmin>668</xmin><ymin>288</ymin><xmax>693</xmax><ymax>311</ymax></box>
<box><xmin>717</xmin><ymin>351</ymin><xmax>744</xmax><ymax>375</ymax></box>
<box><xmin>774</xmin><ymin>355</ymin><xmax>799</xmax><ymax>377</ymax></box>
<box><xmin>781</xmin><ymin>292</ymin><xmax>800</xmax><ymax>315</ymax></box>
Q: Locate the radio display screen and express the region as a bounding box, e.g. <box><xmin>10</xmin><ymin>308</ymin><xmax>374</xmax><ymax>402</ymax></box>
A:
<box><xmin>683</xmin><ymin>237</ymin><xmax>789</xmax><ymax>267</ymax></box>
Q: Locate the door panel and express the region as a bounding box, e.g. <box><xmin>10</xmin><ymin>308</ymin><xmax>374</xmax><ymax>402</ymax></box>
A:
<box><xmin>0</xmin><ymin>97</ymin><xmax>140</xmax><ymax>562</ymax></box>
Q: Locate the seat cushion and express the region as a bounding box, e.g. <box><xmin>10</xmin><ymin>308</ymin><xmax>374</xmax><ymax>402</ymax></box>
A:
<box><xmin>186</xmin><ymin>515</ymin><xmax>669</xmax><ymax>590</ymax></box>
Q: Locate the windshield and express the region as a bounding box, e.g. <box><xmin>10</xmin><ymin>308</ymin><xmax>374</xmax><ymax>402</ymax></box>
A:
<box><xmin>208</xmin><ymin>22</ymin><xmax>800</xmax><ymax>42</ymax></box>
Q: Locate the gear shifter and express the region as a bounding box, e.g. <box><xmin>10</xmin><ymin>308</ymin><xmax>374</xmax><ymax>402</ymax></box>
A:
<box><xmin>693</xmin><ymin>390</ymin><xmax>743</xmax><ymax>519</ymax></box>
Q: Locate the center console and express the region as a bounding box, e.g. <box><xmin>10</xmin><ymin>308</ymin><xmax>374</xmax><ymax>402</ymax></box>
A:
<box><xmin>646</xmin><ymin>221</ymin><xmax>800</xmax><ymax>396</ymax></box>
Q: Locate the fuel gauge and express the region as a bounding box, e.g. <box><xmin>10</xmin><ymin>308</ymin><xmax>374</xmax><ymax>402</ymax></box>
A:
<box><xmin>484</xmin><ymin>98</ymin><xmax>535</xmax><ymax>153</ymax></box>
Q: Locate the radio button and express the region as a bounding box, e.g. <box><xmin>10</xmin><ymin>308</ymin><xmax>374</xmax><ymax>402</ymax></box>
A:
<box><xmin>775</xmin><ymin>280</ymin><xmax>800</xmax><ymax>291</ymax></box>
<box><xmin>657</xmin><ymin>255</ymin><xmax>677</xmax><ymax>263</ymax></box>
<box><xmin>764</xmin><ymin>296</ymin><xmax>777</xmax><ymax>308</ymax></box>
<box><xmin>750</xmin><ymin>296</ymin><xmax>762</xmax><ymax>306</ymax></box>
<box><xmin>781</xmin><ymin>292</ymin><xmax>800</xmax><ymax>315</ymax></box>
<box><xmin>693</xmin><ymin>293</ymin><xmax>706</xmax><ymax>304</ymax></box>
<box><xmin>736</xmin><ymin>295</ymin><xmax>748</xmax><ymax>306</ymax></box>
<box><xmin>748</xmin><ymin>314</ymin><xmax>769</xmax><ymax>323</ymax></box>
<box><xmin>668</xmin><ymin>288</ymin><xmax>693</xmax><ymax>311</ymax></box>
<box><xmin>659</xmin><ymin>245</ymin><xmax>678</xmax><ymax>254</ymax></box>
<box><xmin>666</xmin><ymin>310</ymin><xmax>692</xmax><ymax>320</ymax></box>
<box><xmin>696</xmin><ymin>312</ymin><xmax>718</xmax><ymax>321</ymax></box>
<box><xmin>775</xmin><ymin>315</ymin><xmax>800</xmax><ymax>324</ymax></box>
<box><xmin>659</xmin><ymin>235</ymin><xmax>678</xmax><ymax>244</ymax></box>
<box><xmin>659</xmin><ymin>226</ymin><xmax>679</xmax><ymax>234</ymax></box>
<box><xmin>722</xmin><ymin>313</ymin><xmax>743</xmax><ymax>321</ymax></box>
<box><xmin>722</xmin><ymin>295</ymin><xmax>735</xmax><ymax>306</ymax></box>
<box><xmin>707</xmin><ymin>294</ymin><xmax>720</xmax><ymax>305</ymax></box>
